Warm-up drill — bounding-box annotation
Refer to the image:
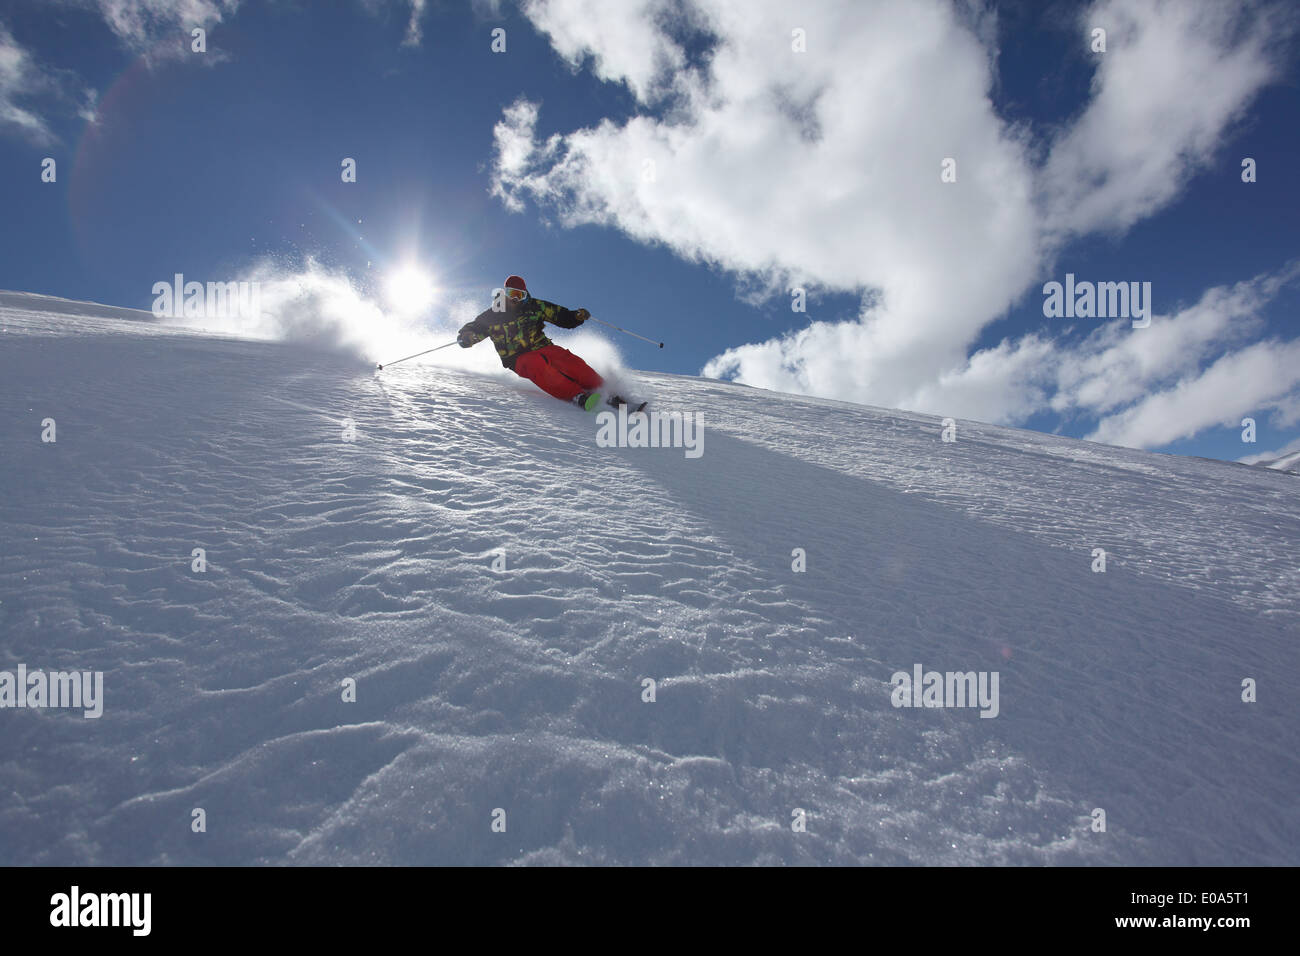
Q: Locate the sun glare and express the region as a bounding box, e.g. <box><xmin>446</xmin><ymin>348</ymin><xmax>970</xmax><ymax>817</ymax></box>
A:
<box><xmin>384</xmin><ymin>265</ymin><xmax>437</xmax><ymax>314</ymax></box>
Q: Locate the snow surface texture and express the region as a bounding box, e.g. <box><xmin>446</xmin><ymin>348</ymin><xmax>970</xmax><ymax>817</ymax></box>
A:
<box><xmin>1</xmin><ymin>295</ymin><xmax>1297</xmax><ymax>866</ymax></box>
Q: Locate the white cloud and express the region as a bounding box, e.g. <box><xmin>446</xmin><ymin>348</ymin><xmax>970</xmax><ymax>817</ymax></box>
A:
<box><xmin>499</xmin><ymin>0</ymin><xmax>1042</xmax><ymax>411</ymax></box>
<box><xmin>1040</xmin><ymin>0</ymin><xmax>1288</xmax><ymax>240</ymax></box>
<box><xmin>402</xmin><ymin>0</ymin><xmax>427</xmax><ymax>47</ymax></box>
<box><xmin>84</xmin><ymin>0</ymin><xmax>240</xmax><ymax>51</ymax></box>
<box><xmin>1050</xmin><ymin>265</ymin><xmax>1300</xmax><ymax>417</ymax></box>
<box><xmin>490</xmin><ymin>0</ymin><xmax>1297</xmax><ymax>448</ymax></box>
<box><xmin>912</xmin><ymin>264</ymin><xmax>1300</xmax><ymax>445</ymax></box>
<box><xmin>1087</xmin><ymin>339</ymin><xmax>1300</xmax><ymax>448</ymax></box>
<box><xmin>0</xmin><ymin>23</ymin><xmax>53</xmax><ymax>142</ymax></box>
<box><xmin>909</xmin><ymin>333</ymin><xmax>1057</xmax><ymax>424</ymax></box>
<box><xmin>0</xmin><ymin>21</ymin><xmax>96</xmax><ymax>144</ymax></box>
<box><xmin>2</xmin><ymin>1</ymin><xmax>240</xmax><ymax>142</ymax></box>
<box><xmin>904</xmin><ymin>264</ymin><xmax>1300</xmax><ymax>443</ymax></box>
<box><xmin>1262</xmin><ymin>391</ymin><xmax>1300</xmax><ymax>430</ymax></box>
<box><xmin>367</xmin><ymin>0</ymin><xmax>502</xmax><ymax>48</ymax></box>
<box><xmin>490</xmin><ymin>99</ymin><xmax>554</xmax><ymax>213</ymax></box>
<box><xmin>522</xmin><ymin>0</ymin><xmax>695</xmax><ymax>102</ymax></box>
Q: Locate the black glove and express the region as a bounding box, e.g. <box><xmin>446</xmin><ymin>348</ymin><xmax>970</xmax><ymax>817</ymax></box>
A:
<box><xmin>574</xmin><ymin>308</ymin><xmax>590</xmax><ymax>323</ymax></box>
<box><xmin>457</xmin><ymin>327</ymin><xmax>475</xmax><ymax>348</ymax></box>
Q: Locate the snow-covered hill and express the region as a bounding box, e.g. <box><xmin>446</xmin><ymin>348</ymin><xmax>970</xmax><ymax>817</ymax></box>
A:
<box><xmin>1</xmin><ymin>294</ymin><xmax>1297</xmax><ymax>865</ymax></box>
<box><xmin>1253</xmin><ymin>449</ymin><xmax>1300</xmax><ymax>475</ymax></box>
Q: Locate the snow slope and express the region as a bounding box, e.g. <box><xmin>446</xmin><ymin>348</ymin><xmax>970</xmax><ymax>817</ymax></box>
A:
<box><xmin>1253</xmin><ymin>449</ymin><xmax>1300</xmax><ymax>475</ymax></box>
<box><xmin>1</xmin><ymin>295</ymin><xmax>1297</xmax><ymax>865</ymax></box>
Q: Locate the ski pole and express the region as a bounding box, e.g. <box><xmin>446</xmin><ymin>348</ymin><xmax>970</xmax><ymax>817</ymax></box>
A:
<box><xmin>375</xmin><ymin>340</ymin><xmax>458</xmax><ymax>370</ymax></box>
<box><xmin>590</xmin><ymin>317</ymin><xmax>664</xmax><ymax>348</ymax></box>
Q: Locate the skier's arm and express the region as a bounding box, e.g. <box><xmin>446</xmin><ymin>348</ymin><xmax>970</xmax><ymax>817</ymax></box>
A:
<box><xmin>457</xmin><ymin>311</ymin><xmax>492</xmax><ymax>347</ymax></box>
<box><xmin>534</xmin><ymin>299</ymin><xmax>590</xmax><ymax>329</ymax></box>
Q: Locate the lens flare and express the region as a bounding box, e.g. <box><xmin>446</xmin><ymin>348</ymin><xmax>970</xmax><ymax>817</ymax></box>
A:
<box><xmin>384</xmin><ymin>265</ymin><xmax>437</xmax><ymax>314</ymax></box>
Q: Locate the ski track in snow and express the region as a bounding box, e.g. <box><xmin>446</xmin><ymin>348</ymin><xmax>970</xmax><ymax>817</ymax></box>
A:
<box><xmin>1</xmin><ymin>303</ymin><xmax>1297</xmax><ymax>865</ymax></box>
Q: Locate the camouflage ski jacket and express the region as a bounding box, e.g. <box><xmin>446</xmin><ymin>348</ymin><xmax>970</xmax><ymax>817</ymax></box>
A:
<box><xmin>458</xmin><ymin>297</ymin><xmax>586</xmax><ymax>369</ymax></box>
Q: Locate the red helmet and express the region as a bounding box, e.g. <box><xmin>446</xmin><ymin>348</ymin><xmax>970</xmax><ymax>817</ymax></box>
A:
<box><xmin>503</xmin><ymin>275</ymin><xmax>528</xmax><ymax>301</ymax></box>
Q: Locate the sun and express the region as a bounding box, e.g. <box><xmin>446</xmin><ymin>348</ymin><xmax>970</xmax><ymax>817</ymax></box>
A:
<box><xmin>384</xmin><ymin>265</ymin><xmax>437</xmax><ymax>314</ymax></box>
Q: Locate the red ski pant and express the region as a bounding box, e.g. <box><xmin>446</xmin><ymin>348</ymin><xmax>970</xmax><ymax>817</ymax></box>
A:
<box><xmin>513</xmin><ymin>344</ymin><xmax>603</xmax><ymax>401</ymax></box>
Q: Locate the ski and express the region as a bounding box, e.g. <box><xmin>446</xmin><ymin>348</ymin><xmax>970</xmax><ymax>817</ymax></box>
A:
<box><xmin>573</xmin><ymin>391</ymin><xmax>648</xmax><ymax>413</ymax></box>
<box><xmin>606</xmin><ymin>394</ymin><xmax>648</xmax><ymax>413</ymax></box>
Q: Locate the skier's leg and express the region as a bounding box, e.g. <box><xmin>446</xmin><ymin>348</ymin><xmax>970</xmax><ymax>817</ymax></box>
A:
<box><xmin>513</xmin><ymin>349</ymin><xmax>588</xmax><ymax>402</ymax></box>
<box><xmin>540</xmin><ymin>345</ymin><xmax>604</xmax><ymax>391</ymax></box>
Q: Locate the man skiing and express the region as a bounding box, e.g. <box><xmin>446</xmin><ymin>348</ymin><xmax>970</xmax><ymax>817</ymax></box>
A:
<box><xmin>458</xmin><ymin>275</ymin><xmax>640</xmax><ymax>411</ymax></box>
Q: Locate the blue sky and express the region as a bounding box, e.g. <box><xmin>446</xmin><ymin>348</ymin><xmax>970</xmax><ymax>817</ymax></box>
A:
<box><xmin>1</xmin><ymin>0</ymin><xmax>1298</xmax><ymax>464</ymax></box>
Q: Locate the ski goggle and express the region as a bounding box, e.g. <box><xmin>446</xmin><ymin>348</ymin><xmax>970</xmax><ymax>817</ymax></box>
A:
<box><xmin>505</xmin><ymin>287</ymin><xmax>528</xmax><ymax>300</ymax></box>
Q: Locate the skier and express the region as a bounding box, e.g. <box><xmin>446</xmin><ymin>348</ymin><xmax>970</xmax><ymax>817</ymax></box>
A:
<box><xmin>457</xmin><ymin>275</ymin><xmax>640</xmax><ymax>411</ymax></box>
